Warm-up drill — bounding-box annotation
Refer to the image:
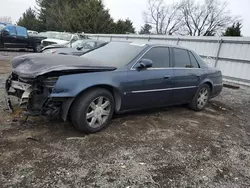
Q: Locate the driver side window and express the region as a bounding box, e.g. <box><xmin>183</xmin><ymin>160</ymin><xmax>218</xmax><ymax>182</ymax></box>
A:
<box><xmin>5</xmin><ymin>26</ymin><xmax>16</xmax><ymax>35</ymax></box>
<box><xmin>140</xmin><ymin>47</ymin><xmax>170</xmax><ymax>68</ymax></box>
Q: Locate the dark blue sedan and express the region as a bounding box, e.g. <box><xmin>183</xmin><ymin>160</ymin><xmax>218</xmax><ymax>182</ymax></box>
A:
<box><xmin>6</xmin><ymin>42</ymin><xmax>223</xmax><ymax>133</ymax></box>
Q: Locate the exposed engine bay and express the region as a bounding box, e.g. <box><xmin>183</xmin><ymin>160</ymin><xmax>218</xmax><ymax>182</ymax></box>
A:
<box><xmin>5</xmin><ymin>73</ymin><xmax>62</xmax><ymax>117</ymax></box>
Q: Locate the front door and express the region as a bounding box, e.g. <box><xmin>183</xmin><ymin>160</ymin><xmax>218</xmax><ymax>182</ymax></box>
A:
<box><xmin>122</xmin><ymin>47</ymin><xmax>173</xmax><ymax>110</ymax></box>
<box><xmin>2</xmin><ymin>26</ymin><xmax>17</xmax><ymax>48</ymax></box>
<box><xmin>171</xmin><ymin>48</ymin><xmax>203</xmax><ymax>103</ymax></box>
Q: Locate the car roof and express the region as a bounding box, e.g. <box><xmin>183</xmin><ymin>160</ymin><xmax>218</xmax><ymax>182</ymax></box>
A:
<box><xmin>145</xmin><ymin>43</ymin><xmax>191</xmax><ymax>50</ymax></box>
<box><xmin>89</xmin><ymin>41</ymin><xmax>193</xmax><ymax>52</ymax></box>
<box><xmin>105</xmin><ymin>41</ymin><xmax>186</xmax><ymax>48</ymax></box>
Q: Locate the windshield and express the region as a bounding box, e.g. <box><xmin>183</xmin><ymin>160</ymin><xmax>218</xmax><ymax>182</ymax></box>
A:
<box><xmin>70</xmin><ymin>40</ymin><xmax>85</xmax><ymax>48</ymax></box>
<box><xmin>82</xmin><ymin>42</ymin><xmax>146</xmax><ymax>67</ymax></box>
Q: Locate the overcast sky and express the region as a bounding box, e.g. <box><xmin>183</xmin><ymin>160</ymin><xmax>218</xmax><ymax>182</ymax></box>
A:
<box><xmin>0</xmin><ymin>0</ymin><xmax>249</xmax><ymax>36</ymax></box>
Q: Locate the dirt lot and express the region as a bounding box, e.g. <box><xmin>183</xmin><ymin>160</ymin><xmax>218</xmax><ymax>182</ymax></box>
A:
<box><xmin>0</xmin><ymin>51</ymin><xmax>250</xmax><ymax>188</ymax></box>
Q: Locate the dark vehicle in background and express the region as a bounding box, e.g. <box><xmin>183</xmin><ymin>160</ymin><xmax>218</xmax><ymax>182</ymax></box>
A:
<box><xmin>5</xmin><ymin>42</ymin><xmax>223</xmax><ymax>133</ymax></box>
<box><xmin>0</xmin><ymin>23</ymin><xmax>46</xmax><ymax>52</ymax></box>
<box><xmin>42</xmin><ymin>39</ymin><xmax>107</xmax><ymax>56</ymax></box>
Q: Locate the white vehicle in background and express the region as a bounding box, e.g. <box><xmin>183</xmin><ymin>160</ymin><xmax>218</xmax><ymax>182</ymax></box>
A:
<box><xmin>40</xmin><ymin>32</ymin><xmax>80</xmax><ymax>48</ymax></box>
<box><xmin>27</xmin><ymin>30</ymin><xmax>38</xmax><ymax>35</ymax></box>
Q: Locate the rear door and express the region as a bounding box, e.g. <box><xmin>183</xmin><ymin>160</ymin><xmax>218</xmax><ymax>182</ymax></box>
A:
<box><xmin>15</xmin><ymin>26</ymin><xmax>29</xmax><ymax>48</ymax></box>
<box><xmin>122</xmin><ymin>47</ymin><xmax>174</xmax><ymax>110</ymax></box>
<box><xmin>171</xmin><ymin>48</ymin><xmax>203</xmax><ymax>103</ymax></box>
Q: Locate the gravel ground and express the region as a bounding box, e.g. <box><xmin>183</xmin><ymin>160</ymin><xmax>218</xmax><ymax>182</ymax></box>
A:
<box><xmin>0</xmin><ymin>51</ymin><xmax>250</xmax><ymax>187</ymax></box>
<box><xmin>0</xmin><ymin>50</ymin><xmax>31</xmax><ymax>74</ymax></box>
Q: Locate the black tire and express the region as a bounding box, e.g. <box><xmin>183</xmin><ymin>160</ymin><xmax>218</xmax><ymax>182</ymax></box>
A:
<box><xmin>189</xmin><ymin>84</ymin><xmax>211</xmax><ymax>111</ymax></box>
<box><xmin>33</xmin><ymin>43</ymin><xmax>42</xmax><ymax>53</ymax></box>
<box><xmin>70</xmin><ymin>88</ymin><xmax>115</xmax><ymax>134</ymax></box>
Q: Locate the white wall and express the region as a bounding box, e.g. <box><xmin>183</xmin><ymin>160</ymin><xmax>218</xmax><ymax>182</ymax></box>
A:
<box><xmin>87</xmin><ymin>34</ymin><xmax>250</xmax><ymax>86</ymax></box>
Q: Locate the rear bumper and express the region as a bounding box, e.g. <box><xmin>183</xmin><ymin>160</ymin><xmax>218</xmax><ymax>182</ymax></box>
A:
<box><xmin>211</xmin><ymin>84</ymin><xmax>223</xmax><ymax>98</ymax></box>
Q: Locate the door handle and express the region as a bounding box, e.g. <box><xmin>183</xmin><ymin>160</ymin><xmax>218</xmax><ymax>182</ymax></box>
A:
<box><xmin>163</xmin><ymin>75</ymin><xmax>171</xmax><ymax>80</ymax></box>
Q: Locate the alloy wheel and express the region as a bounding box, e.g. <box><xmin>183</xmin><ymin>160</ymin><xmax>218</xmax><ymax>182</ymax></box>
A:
<box><xmin>86</xmin><ymin>96</ymin><xmax>111</xmax><ymax>128</ymax></box>
<box><xmin>197</xmin><ymin>87</ymin><xmax>209</xmax><ymax>109</ymax></box>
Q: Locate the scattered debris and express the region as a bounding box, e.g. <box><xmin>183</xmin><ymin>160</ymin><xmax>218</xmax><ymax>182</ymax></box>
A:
<box><xmin>202</xmin><ymin>176</ymin><xmax>209</xmax><ymax>181</ymax></box>
<box><xmin>26</xmin><ymin>136</ymin><xmax>38</xmax><ymax>141</ymax></box>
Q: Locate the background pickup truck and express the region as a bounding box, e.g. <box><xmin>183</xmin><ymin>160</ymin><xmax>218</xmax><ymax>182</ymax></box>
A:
<box><xmin>0</xmin><ymin>23</ymin><xmax>46</xmax><ymax>52</ymax></box>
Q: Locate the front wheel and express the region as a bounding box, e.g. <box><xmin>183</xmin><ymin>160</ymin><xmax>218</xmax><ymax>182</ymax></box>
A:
<box><xmin>189</xmin><ymin>84</ymin><xmax>211</xmax><ymax>111</ymax></box>
<box><xmin>70</xmin><ymin>88</ymin><xmax>115</xmax><ymax>134</ymax></box>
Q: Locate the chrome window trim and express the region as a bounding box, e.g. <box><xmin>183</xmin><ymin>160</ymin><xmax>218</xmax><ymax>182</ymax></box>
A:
<box><xmin>130</xmin><ymin>45</ymin><xmax>203</xmax><ymax>71</ymax></box>
<box><xmin>130</xmin><ymin>67</ymin><xmax>203</xmax><ymax>71</ymax></box>
<box><xmin>129</xmin><ymin>86</ymin><xmax>197</xmax><ymax>94</ymax></box>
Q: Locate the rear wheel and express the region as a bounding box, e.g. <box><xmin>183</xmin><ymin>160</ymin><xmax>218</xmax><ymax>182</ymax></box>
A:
<box><xmin>189</xmin><ymin>84</ymin><xmax>210</xmax><ymax>111</ymax></box>
<box><xmin>70</xmin><ymin>88</ymin><xmax>114</xmax><ymax>134</ymax></box>
<box><xmin>33</xmin><ymin>43</ymin><xmax>42</xmax><ymax>52</ymax></box>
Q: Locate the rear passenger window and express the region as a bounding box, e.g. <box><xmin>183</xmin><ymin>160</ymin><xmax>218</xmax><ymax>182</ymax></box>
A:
<box><xmin>189</xmin><ymin>51</ymin><xmax>200</xmax><ymax>68</ymax></box>
<box><xmin>16</xmin><ymin>27</ymin><xmax>28</xmax><ymax>37</ymax></box>
<box><xmin>173</xmin><ymin>48</ymin><xmax>192</xmax><ymax>68</ymax></box>
<box><xmin>141</xmin><ymin>47</ymin><xmax>170</xmax><ymax>68</ymax></box>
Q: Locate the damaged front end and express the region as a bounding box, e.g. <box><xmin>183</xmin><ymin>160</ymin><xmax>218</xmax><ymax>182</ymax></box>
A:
<box><xmin>5</xmin><ymin>53</ymin><xmax>117</xmax><ymax>120</ymax></box>
<box><xmin>5</xmin><ymin>73</ymin><xmax>62</xmax><ymax>118</ymax></box>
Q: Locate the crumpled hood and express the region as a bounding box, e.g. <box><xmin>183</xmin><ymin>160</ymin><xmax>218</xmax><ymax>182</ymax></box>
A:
<box><xmin>11</xmin><ymin>54</ymin><xmax>116</xmax><ymax>79</ymax></box>
<box><xmin>42</xmin><ymin>38</ymin><xmax>69</xmax><ymax>45</ymax></box>
<box><xmin>42</xmin><ymin>44</ymin><xmax>67</xmax><ymax>51</ymax></box>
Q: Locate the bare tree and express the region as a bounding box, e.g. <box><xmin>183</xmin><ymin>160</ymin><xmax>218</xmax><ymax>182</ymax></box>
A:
<box><xmin>0</xmin><ymin>16</ymin><xmax>12</xmax><ymax>24</ymax></box>
<box><xmin>180</xmin><ymin>0</ymin><xmax>237</xmax><ymax>36</ymax></box>
<box><xmin>144</xmin><ymin>0</ymin><xmax>183</xmax><ymax>35</ymax></box>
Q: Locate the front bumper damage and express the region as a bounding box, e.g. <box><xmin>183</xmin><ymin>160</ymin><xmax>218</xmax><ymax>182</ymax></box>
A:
<box><xmin>5</xmin><ymin>74</ymin><xmax>63</xmax><ymax>118</ymax></box>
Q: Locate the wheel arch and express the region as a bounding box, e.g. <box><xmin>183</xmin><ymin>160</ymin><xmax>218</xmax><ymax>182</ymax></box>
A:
<box><xmin>204</xmin><ymin>81</ymin><xmax>213</xmax><ymax>92</ymax></box>
<box><xmin>200</xmin><ymin>79</ymin><xmax>213</xmax><ymax>92</ymax></box>
<box><xmin>62</xmin><ymin>84</ymin><xmax>122</xmax><ymax>121</ymax></box>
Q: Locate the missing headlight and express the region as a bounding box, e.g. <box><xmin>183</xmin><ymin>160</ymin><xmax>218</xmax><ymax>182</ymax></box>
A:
<box><xmin>43</xmin><ymin>77</ymin><xmax>59</xmax><ymax>89</ymax></box>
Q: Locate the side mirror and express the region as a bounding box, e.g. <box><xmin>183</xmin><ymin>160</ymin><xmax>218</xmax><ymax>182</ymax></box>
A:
<box><xmin>76</xmin><ymin>46</ymin><xmax>83</xmax><ymax>50</ymax></box>
<box><xmin>137</xmin><ymin>59</ymin><xmax>153</xmax><ymax>70</ymax></box>
<box><xmin>2</xmin><ymin>29</ymin><xmax>10</xmax><ymax>36</ymax></box>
